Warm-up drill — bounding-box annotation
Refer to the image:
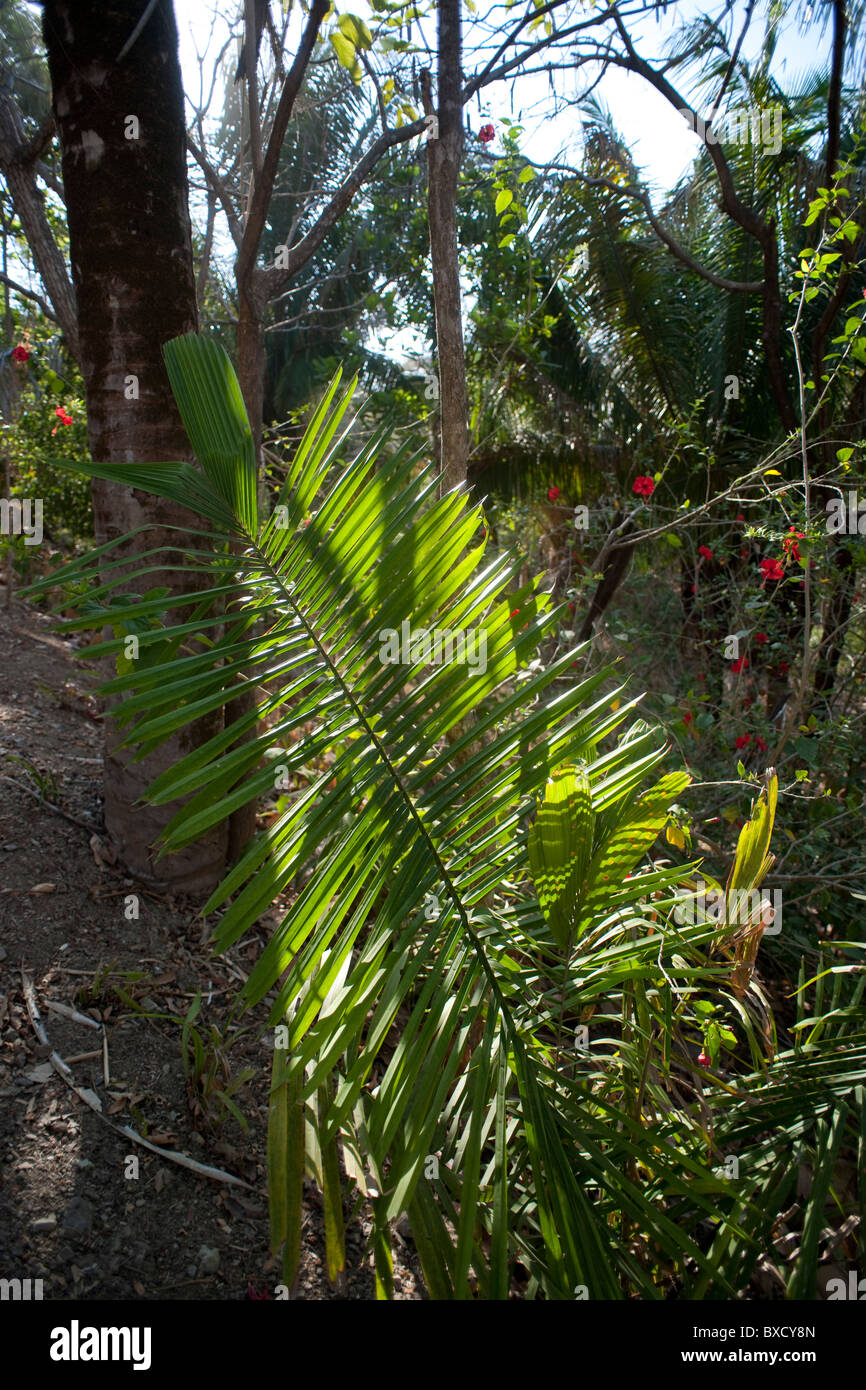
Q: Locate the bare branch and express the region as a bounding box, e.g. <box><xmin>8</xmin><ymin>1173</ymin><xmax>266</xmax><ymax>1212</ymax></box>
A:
<box><xmin>186</xmin><ymin>134</ymin><xmax>243</xmax><ymax>248</ymax></box>
<box><xmin>236</xmin><ymin>0</ymin><xmax>330</xmax><ymax>289</ymax></box>
<box><xmin>561</xmin><ymin>166</ymin><xmax>763</xmax><ymax>293</ymax></box>
<box><xmin>0</xmin><ymin>270</ymin><xmax>59</xmax><ymax>322</ymax></box>
<box><xmin>262</xmin><ymin>116</ymin><xmax>428</xmax><ymax>297</ymax></box>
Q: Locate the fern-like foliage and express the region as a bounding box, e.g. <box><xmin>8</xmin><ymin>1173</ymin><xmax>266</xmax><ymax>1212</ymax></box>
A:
<box><xmin>29</xmin><ymin>333</ymin><xmax>862</xmax><ymax>1300</ymax></box>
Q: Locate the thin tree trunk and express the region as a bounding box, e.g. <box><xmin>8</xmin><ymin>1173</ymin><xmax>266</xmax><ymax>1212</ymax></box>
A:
<box><xmin>0</xmin><ymin>91</ymin><xmax>79</xmax><ymax>361</ymax></box>
<box><xmin>425</xmin><ymin>0</ymin><xmax>468</xmax><ymax>497</ymax></box>
<box><xmin>42</xmin><ymin>0</ymin><xmax>228</xmax><ymax>892</ymax></box>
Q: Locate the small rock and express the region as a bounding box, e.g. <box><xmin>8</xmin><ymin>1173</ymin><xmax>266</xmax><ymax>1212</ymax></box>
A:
<box><xmin>31</xmin><ymin>1215</ymin><xmax>57</xmax><ymax>1233</ymax></box>
<box><xmin>61</xmin><ymin>1196</ymin><xmax>93</xmax><ymax>1237</ymax></box>
<box><xmin>197</xmin><ymin>1245</ymin><xmax>220</xmax><ymax>1275</ymax></box>
<box><xmin>138</xmin><ymin>996</ymin><xmax>160</xmax><ymax>1013</ymax></box>
<box><xmin>76</xmin><ymin>1157</ymin><xmax>95</xmax><ymax>1171</ymax></box>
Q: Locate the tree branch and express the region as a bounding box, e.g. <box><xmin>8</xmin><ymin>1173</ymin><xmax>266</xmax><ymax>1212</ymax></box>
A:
<box><xmin>236</xmin><ymin>0</ymin><xmax>330</xmax><ymax>290</ymax></box>
<box><xmin>261</xmin><ymin>115</ymin><xmax>429</xmax><ymax>297</ymax></box>
<box><xmin>607</xmin><ymin>7</ymin><xmax>795</xmax><ymax>430</ymax></box>
<box><xmin>186</xmin><ymin>134</ymin><xmax>243</xmax><ymax>247</ymax></box>
<box><xmin>561</xmin><ymin>166</ymin><xmax>763</xmax><ymax>293</ymax></box>
<box><xmin>0</xmin><ymin>91</ymin><xmax>78</xmax><ymax>360</ymax></box>
<box><xmin>0</xmin><ymin>270</ymin><xmax>59</xmax><ymax>322</ymax></box>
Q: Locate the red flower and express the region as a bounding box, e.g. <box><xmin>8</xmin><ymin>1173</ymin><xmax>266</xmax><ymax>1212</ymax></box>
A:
<box><xmin>478</xmin><ymin>124</ymin><xmax>495</xmax><ymax>143</ymax></box>
<box><xmin>547</xmin><ymin>486</ymin><xmax>561</xmax><ymax>501</ymax></box>
<box><xmin>755</xmin><ymin>736</ymin><xmax>768</xmax><ymax>752</ymax></box>
<box><xmin>754</xmin><ymin>631</ymin><xmax>768</xmax><ymax>644</ymax></box>
<box><xmin>777</xmin><ymin>661</ymin><xmax>790</xmax><ymax>675</ymax></box>
<box><xmin>683</xmin><ymin>711</ymin><xmax>692</xmax><ymax>723</ymax></box>
<box><xmin>697</xmin><ymin>672</ymin><xmax>706</xmax><ymax>680</ymax></box>
<box><xmin>736</xmin><ymin>513</ymin><xmax>745</xmax><ymax>522</ymax></box>
<box><xmin>782</xmin><ymin>527</ymin><xmax>805</xmax><ymax>561</ymax></box>
<box><xmin>731</xmin><ymin>657</ymin><xmax>749</xmax><ymax>673</ymax></box>
<box><xmin>735</xmin><ymin>734</ymin><xmax>751</xmax><ymax>749</ymax></box>
<box><xmin>510</xmin><ymin>609</ymin><xmax>520</xmax><ymax>618</ymax></box>
<box><xmin>740</xmin><ymin>547</ymin><xmax>749</xmax><ymax>559</ymax></box>
<box><xmin>698</xmin><ymin>545</ymin><xmax>713</xmax><ymax>560</ymax></box>
<box><xmin>697</xmin><ymin>1050</ymin><xmax>710</xmax><ymax>1067</ymax></box>
<box><xmin>11</xmin><ymin>344</ymin><xmax>29</xmax><ymax>363</ymax></box>
<box><xmin>632</xmin><ymin>475</ymin><xmax>655</xmax><ymax>497</ymax></box>
<box><xmin>54</xmin><ymin>406</ymin><xmax>73</xmax><ymax>426</ymax></box>
<box><xmin>760</xmin><ymin>557</ymin><xmax>785</xmax><ymax>582</ymax></box>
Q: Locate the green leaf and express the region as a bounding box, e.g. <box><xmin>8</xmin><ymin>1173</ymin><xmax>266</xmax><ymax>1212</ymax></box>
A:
<box><xmin>338</xmin><ymin>13</ymin><xmax>372</xmax><ymax>48</ymax></box>
<box><xmin>330</xmin><ymin>30</ymin><xmax>361</xmax><ymax>81</ymax></box>
<box><xmin>495</xmin><ymin>189</ymin><xmax>514</xmax><ymax>217</ymax></box>
<box><xmin>528</xmin><ymin>767</ymin><xmax>593</xmax><ymax>949</ymax></box>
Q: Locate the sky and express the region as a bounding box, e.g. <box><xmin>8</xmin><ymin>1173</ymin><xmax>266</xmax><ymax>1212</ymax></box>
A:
<box><xmin>172</xmin><ymin>0</ymin><xmax>838</xmax><ymax>364</ymax></box>
<box><xmin>175</xmin><ymin>0</ymin><xmax>838</xmax><ymax>198</ymax></box>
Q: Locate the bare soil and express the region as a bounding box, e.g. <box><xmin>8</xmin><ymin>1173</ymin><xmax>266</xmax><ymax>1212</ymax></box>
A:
<box><xmin>0</xmin><ymin>598</ymin><xmax>423</xmax><ymax>1300</ymax></box>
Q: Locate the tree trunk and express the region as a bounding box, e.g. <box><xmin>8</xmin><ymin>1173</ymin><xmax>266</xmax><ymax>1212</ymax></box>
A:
<box><xmin>425</xmin><ymin>0</ymin><xmax>468</xmax><ymax>497</ymax></box>
<box><xmin>42</xmin><ymin>0</ymin><xmax>228</xmax><ymax>892</ymax></box>
<box><xmin>0</xmin><ymin>91</ymin><xmax>79</xmax><ymax>360</ymax></box>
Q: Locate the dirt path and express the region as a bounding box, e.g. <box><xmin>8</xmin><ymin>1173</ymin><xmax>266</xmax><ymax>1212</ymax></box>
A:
<box><xmin>0</xmin><ymin>599</ymin><xmax>422</xmax><ymax>1300</ymax></box>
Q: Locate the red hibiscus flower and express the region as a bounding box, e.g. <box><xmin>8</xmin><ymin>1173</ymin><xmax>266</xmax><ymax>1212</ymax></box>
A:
<box><xmin>11</xmin><ymin>344</ymin><xmax>29</xmax><ymax>363</ymax></box>
<box><xmin>632</xmin><ymin>475</ymin><xmax>655</xmax><ymax>497</ymax></box>
<box><xmin>736</xmin><ymin>513</ymin><xmax>745</xmax><ymax>522</ymax></box>
<box><xmin>760</xmin><ymin>557</ymin><xmax>785</xmax><ymax>582</ymax></box>
<box><xmin>478</xmin><ymin>124</ymin><xmax>495</xmax><ymax>143</ymax></box>
<box><xmin>735</xmin><ymin>734</ymin><xmax>751</xmax><ymax>749</ymax></box>
<box><xmin>731</xmin><ymin>657</ymin><xmax>749</xmax><ymax>674</ymax></box>
<box><xmin>755</xmin><ymin>736</ymin><xmax>768</xmax><ymax>752</ymax></box>
<box><xmin>777</xmin><ymin>660</ymin><xmax>790</xmax><ymax>675</ymax></box>
<box><xmin>754</xmin><ymin>631</ymin><xmax>768</xmax><ymax>644</ymax></box>
<box><xmin>54</xmin><ymin>406</ymin><xmax>73</xmax><ymax>425</ymax></box>
<box><xmin>547</xmin><ymin>486</ymin><xmax>561</xmax><ymax>501</ymax></box>
<box><xmin>698</xmin><ymin>545</ymin><xmax>713</xmax><ymax>560</ymax></box>
<box><xmin>683</xmin><ymin>711</ymin><xmax>692</xmax><ymax>723</ymax></box>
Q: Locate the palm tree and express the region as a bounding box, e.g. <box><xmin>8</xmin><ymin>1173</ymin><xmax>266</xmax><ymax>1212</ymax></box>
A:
<box><xmin>28</xmin><ymin>332</ymin><xmax>865</xmax><ymax>1300</ymax></box>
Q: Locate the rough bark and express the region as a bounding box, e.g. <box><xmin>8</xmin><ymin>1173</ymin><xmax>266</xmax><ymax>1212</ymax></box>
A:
<box><xmin>424</xmin><ymin>0</ymin><xmax>469</xmax><ymax>497</ymax></box>
<box><xmin>42</xmin><ymin>0</ymin><xmax>228</xmax><ymax>892</ymax></box>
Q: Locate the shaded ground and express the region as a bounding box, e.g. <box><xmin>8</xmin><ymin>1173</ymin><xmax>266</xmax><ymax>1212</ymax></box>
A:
<box><xmin>0</xmin><ymin>598</ymin><xmax>423</xmax><ymax>1300</ymax></box>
